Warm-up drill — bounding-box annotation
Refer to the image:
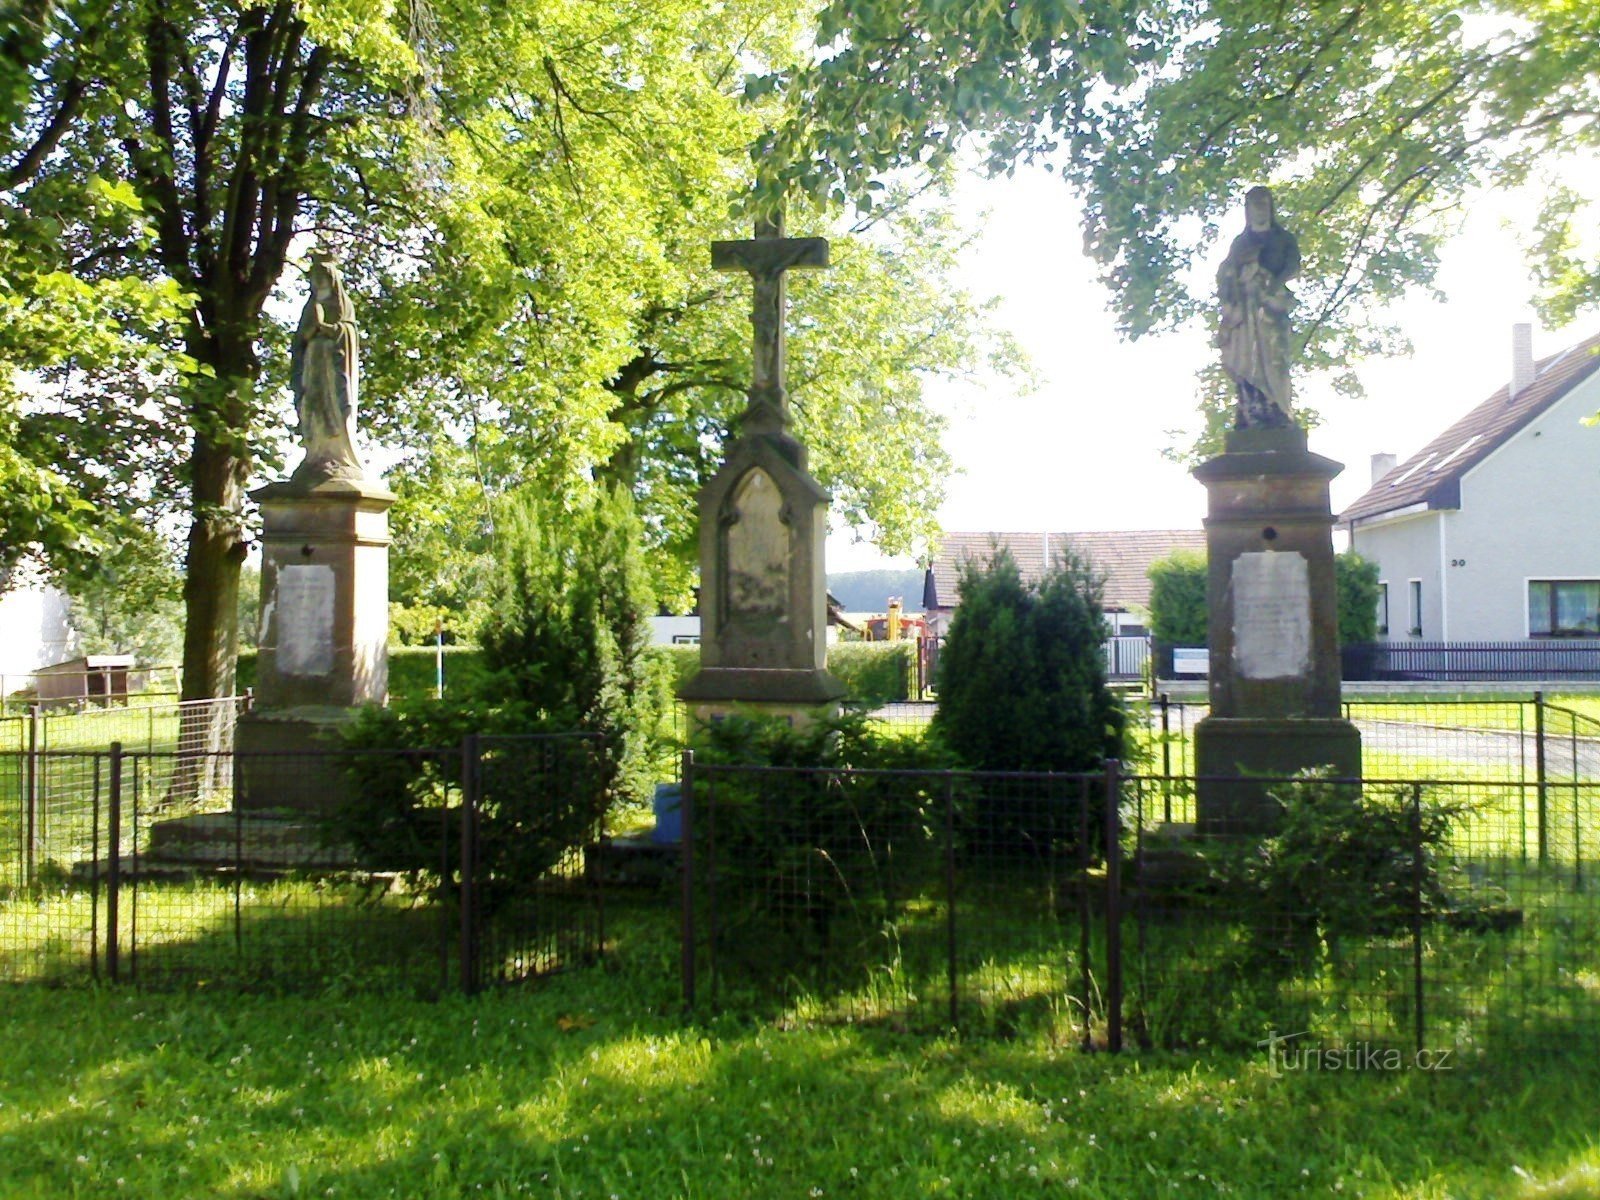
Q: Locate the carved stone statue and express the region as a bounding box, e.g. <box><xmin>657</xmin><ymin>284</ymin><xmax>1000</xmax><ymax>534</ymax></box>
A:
<box><xmin>290</xmin><ymin>252</ymin><xmax>365</xmax><ymax>485</ymax></box>
<box><xmin>1216</xmin><ymin>186</ymin><xmax>1300</xmax><ymax>428</ymax></box>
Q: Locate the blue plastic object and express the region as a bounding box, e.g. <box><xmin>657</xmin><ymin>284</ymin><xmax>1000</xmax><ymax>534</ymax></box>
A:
<box><xmin>652</xmin><ymin>783</ymin><xmax>682</xmax><ymax>844</ymax></box>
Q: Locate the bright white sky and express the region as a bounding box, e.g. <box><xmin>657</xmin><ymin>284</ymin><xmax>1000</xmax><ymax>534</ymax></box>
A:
<box><xmin>826</xmin><ymin>160</ymin><xmax>1599</xmax><ymax>574</ymax></box>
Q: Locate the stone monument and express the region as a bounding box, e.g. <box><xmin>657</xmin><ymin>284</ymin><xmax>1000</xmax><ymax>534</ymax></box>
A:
<box><xmin>678</xmin><ymin>211</ymin><xmax>844</xmax><ymax>720</ymax></box>
<box><xmin>234</xmin><ymin>251</ymin><xmax>396</xmax><ymax>814</ymax></box>
<box><xmin>1192</xmin><ymin>187</ymin><xmax>1361</xmax><ymax>833</ymax></box>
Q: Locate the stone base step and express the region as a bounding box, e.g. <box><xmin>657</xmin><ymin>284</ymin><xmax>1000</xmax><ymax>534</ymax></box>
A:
<box><xmin>144</xmin><ymin>811</ymin><xmax>356</xmax><ymax>869</ymax></box>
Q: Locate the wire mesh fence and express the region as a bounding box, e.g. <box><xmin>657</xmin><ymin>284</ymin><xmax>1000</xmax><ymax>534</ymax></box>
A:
<box><xmin>1142</xmin><ymin>693</ymin><xmax>1600</xmax><ymax>792</ymax></box>
<box><xmin>4</xmin><ymin>695</ymin><xmax>1599</xmax><ymax>1058</ymax></box>
<box><xmin>13</xmin><ymin>695</ymin><xmax>246</xmax><ymax>756</ymax></box>
<box><xmin>679</xmin><ymin>758</ymin><xmax>1600</xmax><ymax>1054</ymax></box>
<box><xmin>1123</xmin><ymin>771</ymin><xmax>1600</xmax><ymax>1056</ymax></box>
<box><xmin>680</xmin><ymin>758</ymin><xmax>1112</xmax><ymax>1040</ymax></box>
<box><xmin>0</xmin><ymin>736</ymin><xmax>607</xmax><ymax>995</ymax></box>
<box><xmin>465</xmin><ymin>734</ymin><xmax>607</xmax><ymax>991</ymax></box>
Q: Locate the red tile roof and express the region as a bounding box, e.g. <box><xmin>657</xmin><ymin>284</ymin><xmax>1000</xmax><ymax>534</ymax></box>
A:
<box><xmin>1340</xmin><ymin>330</ymin><xmax>1600</xmax><ymax>524</ymax></box>
<box><xmin>927</xmin><ymin>530</ymin><xmax>1206</xmax><ymax>613</ymax></box>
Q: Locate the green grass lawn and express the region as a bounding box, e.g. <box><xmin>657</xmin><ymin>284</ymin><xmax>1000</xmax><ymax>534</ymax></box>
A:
<box><xmin>3</xmin><ymin>970</ymin><xmax>1599</xmax><ymax>1199</ymax></box>
<box><xmin>3</xmin><ymin>703</ymin><xmax>1599</xmax><ymax>1197</ymax></box>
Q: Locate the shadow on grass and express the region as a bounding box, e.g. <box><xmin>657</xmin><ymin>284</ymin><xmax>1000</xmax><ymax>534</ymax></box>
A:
<box><xmin>8</xmin><ymin>971</ymin><xmax>1600</xmax><ymax>1199</ymax></box>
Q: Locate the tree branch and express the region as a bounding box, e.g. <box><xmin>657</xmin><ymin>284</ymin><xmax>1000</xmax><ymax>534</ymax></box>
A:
<box><xmin>5</xmin><ymin>77</ymin><xmax>85</xmax><ymax>190</ymax></box>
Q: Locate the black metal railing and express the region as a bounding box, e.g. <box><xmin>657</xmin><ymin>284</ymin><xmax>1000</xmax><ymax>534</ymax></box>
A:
<box><xmin>0</xmin><ymin>735</ymin><xmax>606</xmax><ymax>995</ymax></box>
<box><xmin>678</xmin><ymin>757</ymin><xmax>1600</xmax><ymax>1053</ymax></box>
<box><xmin>1343</xmin><ymin>640</ymin><xmax>1600</xmax><ymax>681</ymax></box>
<box><xmin>6</xmin><ymin>713</ymin><xmax>1599</xmax><ymax>1057</ymax></box>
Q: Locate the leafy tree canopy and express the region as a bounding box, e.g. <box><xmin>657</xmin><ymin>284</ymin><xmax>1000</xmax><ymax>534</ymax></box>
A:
<box><xmin>762</xmin><ymin>0</ymin><xmax>1600</xmax><ymax>449</ymax></box>
<box><xmin>2</xmin><ymin>0</ymin><xmax>1021</xmax><ymax>696</ymax></box>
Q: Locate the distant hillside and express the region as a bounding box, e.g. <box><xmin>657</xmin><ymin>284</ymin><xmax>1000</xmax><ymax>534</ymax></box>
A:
<box><xmin>828</xmin><ymin>569</ymin><xmax>925</xmax><ymax>613</ymax></box>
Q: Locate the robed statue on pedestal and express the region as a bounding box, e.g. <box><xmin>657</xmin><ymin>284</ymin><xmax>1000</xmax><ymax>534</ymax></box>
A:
<box><xmin>290</xmin><ymin>251</ymin><xmax>365</xmax><ymax>485</ymax></box>
<box><xmin>1217</xmin><ymin>186</ymin><xmax>1300</xmax><ymax>429</ymax></box>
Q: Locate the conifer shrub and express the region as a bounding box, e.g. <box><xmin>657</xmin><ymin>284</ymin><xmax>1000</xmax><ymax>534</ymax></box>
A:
<box><xmin>932</xmin><ymin>548</ymin><xmax>1125</xmax><ymax>774</ymax></box>
<box><xmin>334</xmin><ymin>486</ymin><xmax>666</xmax><ymax>890</ymax></box>
<box><xmin>930</xmin><ymin>547</ymin><xmax>1126</xmax><ymax>852</ymax></box>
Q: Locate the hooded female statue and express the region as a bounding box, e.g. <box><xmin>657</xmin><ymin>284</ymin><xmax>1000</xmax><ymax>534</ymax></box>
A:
<box><xmin>290</xmin><ymin>252</ymin><xmax>365</xmax><ymax>484</ymax></box>
<box><xmin>1216</xmin><ymin>186</ymin><xmax>1300</xmax><ymax>428</ymax></box>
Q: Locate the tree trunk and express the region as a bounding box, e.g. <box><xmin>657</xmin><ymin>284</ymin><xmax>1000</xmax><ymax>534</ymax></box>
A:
<box><xmin>172</xmin><ymin>337</ymin><xmax>254</xmax><ymax>801</ymax></box>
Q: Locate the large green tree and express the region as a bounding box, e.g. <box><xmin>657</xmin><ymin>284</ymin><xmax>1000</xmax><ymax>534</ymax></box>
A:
<box><xmin>3</xmin><ymin>0</ymin><xmax>422</xmax><ymax>726</ymax></box>
<box><xmin>374</xmin><ymin>186</ymin><xmax>1023</xmax><ymax>630</ymax></box>
<box><xmin>353</xmin><ymin>11</ymin><xmax>1025</xmax><ymax>625</ymax></box>
<box><xmin>5</xmin><ymin>0</ymin><xmax>1017</xmax><ymax>688</ymax></box>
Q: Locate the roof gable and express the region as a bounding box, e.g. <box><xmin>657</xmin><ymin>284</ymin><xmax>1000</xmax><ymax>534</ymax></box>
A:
<box><xmin>1340</xmin><ymin>329</ymin><xmax>1600</xmax><ymax>524</ymax></box>
<box><xmin>927</xmin><ymin>530</ymin><xmax>1206</xmax><ymax>612</ymax></box>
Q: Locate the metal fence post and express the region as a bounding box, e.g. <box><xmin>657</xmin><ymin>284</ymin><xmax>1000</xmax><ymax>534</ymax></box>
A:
<box><xmin>1159</xmin><ymin>693</ymin><xmax>1172</xmax><ymax>824</ymax></box>
<box><xmin>459</xmin><ymin>733</ymin><xmax>479</xmax><ymax>995</ymax></box>
<box><xmin>680</xmin><ymin>749</ymin><xmax>696</xmax><ymax>1012</ymax></box>
<box><xmin>90</xmin><ymin>755</ymin><xmax>101</xmax><ymax>980</ymax></box>
<box><xmin>24</xmin><ymin>702</ymin><xmax>39</xmax><ymax>886</ymax></box>
<box><xmin>1518</xmin><ymin>700</ymin><xmax>1528</xmax><ymax>865</ymax></box>
<box><xmin>1410</xmin><ymin>782</ymin><xmax>1425</xmax><ymax>1057</ymax></box>
<box><xmin>1535</xmin><ymin>690</ymin><xmax>1548</xmax><ymax>863</ymax></box>
<box><xmin>1104</xmin><ymin>759</ymin><xmax>1123</xmax><ymax>1054</ymax></box>
<box><xmin>944</xmin><ymin>770</ymin><xmax>958</xmax><ymax>1031</ymax></box>
<box><xmin>106</xmin><ymin>742</ymin><xmax>122</xmax><ymax>983</ymax></box>
<box><xmin>1077</xmin><ymin>774</ymin><xmax>1092</xmax><ymax>1053</ymax></box>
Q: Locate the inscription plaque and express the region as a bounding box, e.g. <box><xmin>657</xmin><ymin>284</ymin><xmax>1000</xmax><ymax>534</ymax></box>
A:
<box><xmin>724</xmin><ymin>467</ymin><xmax>789</xmax><ymax>636</ymax></box>
<box><xmin>276</xmin><ymin>564</ymin><xmax>336</xmax><ymax>677</ymax></box>
<box><xmin>1232</xmin><ymin>551</ymin><xmax>1310</xmax><ymax>679</ymax></box>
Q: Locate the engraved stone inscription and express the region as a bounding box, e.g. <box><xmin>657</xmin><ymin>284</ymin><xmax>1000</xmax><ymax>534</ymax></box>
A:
<box><xmin>276</xmin><ymin>563</ymin><xmax>336</xmax><ymax>677</ymax></box>
<box><xmin>724</xmin><ymin>468</ymin><xmax>789</xmax><ymax>637</ymax></box>
<box><xmin>1232</xmin><ymin>551</ymin><xmax>1311</xmax><ymax>679</ymax></box>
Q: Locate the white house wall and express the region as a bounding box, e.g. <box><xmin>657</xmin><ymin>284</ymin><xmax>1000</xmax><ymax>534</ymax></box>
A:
<box><xmin>647</xmin><ymin>615</ymin><xmax>701</xmax><ymax>646</ymax></box>
<box><xmin>0</xmin><ymin>586</ymin><xmax>74</xmax><ymax>681</ymax></box>
<box><xmin>1351</xmin><ymin>512</ymin><xmax>1443</xmax><ymax>641</ymax></box>
<box><xmin>1444</xmin><ymin>370</ymin><xmax>1600</xmax><ymax>640</ymax></box>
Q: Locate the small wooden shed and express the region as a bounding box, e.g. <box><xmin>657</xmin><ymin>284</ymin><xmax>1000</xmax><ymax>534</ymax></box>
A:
<box><xmin>34</xmin><ymin>654</ymin><xmax>137</xmax><ymax>708</ymax></box>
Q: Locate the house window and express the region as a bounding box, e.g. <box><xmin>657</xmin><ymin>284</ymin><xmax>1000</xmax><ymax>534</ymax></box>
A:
<box><xmin>1529</xmin><ymin>581</ymin><xmax>1600</xmax><ymax>638</ymax></box>
<box><xmin>1408</xmin><ymin>580</ymin><xmax>1422</xmax><ymax>637</ymax></box>
<box><xmin>1377</xmin><ymin>582</ymin><xmax>1389</xmax><ymax>636</ymax></box>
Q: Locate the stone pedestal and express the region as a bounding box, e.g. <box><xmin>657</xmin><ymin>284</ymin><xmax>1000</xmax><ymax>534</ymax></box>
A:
<box><xmin>1191</xmin><ymin>425</ymin><xmax>1361</xmax><ymax>833</ymax></box>
<box><xmin>679</xmin><ymin>432</ymin><xmax>843</xmax><ymax>723</ymax></box>
<box><xmin>236</xmin><ymin>477</ymin><xmax>395</xmax><ymax>814</ymax></box>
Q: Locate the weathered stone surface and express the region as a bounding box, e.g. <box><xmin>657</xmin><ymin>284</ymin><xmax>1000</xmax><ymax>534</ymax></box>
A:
<box><xmin>233</xmin><ymin>707</ymin><xmax>358</xmax><ymax>816</ymax></box>
<box><xmin>1216</xmin><ymin>186</ymin><xmax>1300</xmax><ymax>429</ymax></box>
<box><xmin>1192</xmin><ymin>424</ymin><xmax>1344</xmax><ymax>720</ymax></box>
<box><xmin>1193</xmin><ymin>717</ymin><xmax>1363</xmax><ymax>834</ymax></box>
<box><xmin>710</xmin><ymin>215</ymin><xmax>828</xmax><ymax>438</ymax></box>
<box><xmin>678</xmin><ymin>442</ymin><xmax>844</xmax><ymax>706</ymax></box>
<box><xmin>681</xmin><ymin>212</ymin><xmax>842</xmax><ymax>713</ymax></box>
<box><xmin>251</xmin><ymin>477</ymin><xmax>394</xmax><ymax>711</ymax></box>
<box><xmin>290</xmin><ymin>251</ymin><xmax>367</xmax><ymax>487</ymax></box>
<box><xmin>1232</xmin><ymin>550</ymin><xmax>1310</xmax><ymax>679</ymax></box>
<box><xmin>1191</xmin><ymin>422</ymin><xmax>1361</xmax><ymax>832</ymax></box>
<box><xmin>145</xmin><ymin>810</ymin><xmax>356</xmax><ymax>869</ymax></box>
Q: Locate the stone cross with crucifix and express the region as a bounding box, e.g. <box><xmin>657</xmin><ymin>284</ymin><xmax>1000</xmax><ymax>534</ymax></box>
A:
<box><xmin>711</xmin><ymin>211</ymin><xmax>829</xmax><ymax>438</ymax></box>
<box><xmin>679</xmin><ymin>207</ymin><xmax>845</xmax><ymax>715</ymax></box>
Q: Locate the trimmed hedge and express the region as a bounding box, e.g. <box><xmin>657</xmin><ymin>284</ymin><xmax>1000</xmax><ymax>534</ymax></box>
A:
<box><xmin>827</xmin><ymin>641</ymin><xmax>917</xmax><ymax>703</ymax></box>
<box><xmin>1147</xmin><ymin>547</ymin><xmax>1385</xmax><ymax>651</ymax></box>
<box><xmin>238</xmin><ymin>640</ymin><xmax>918</xmax><ymax>704</ymax></box>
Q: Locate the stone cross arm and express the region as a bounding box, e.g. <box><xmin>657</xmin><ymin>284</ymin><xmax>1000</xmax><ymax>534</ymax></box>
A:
<box><xmin>709</xmin><ymin>235</ymin><xmax>830</xmax><ymax>276</ymax></box>
<box><xmin>710</xmin><ymin>216</ymin><xmax>830</xmax><ymax>433</ymax></box>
